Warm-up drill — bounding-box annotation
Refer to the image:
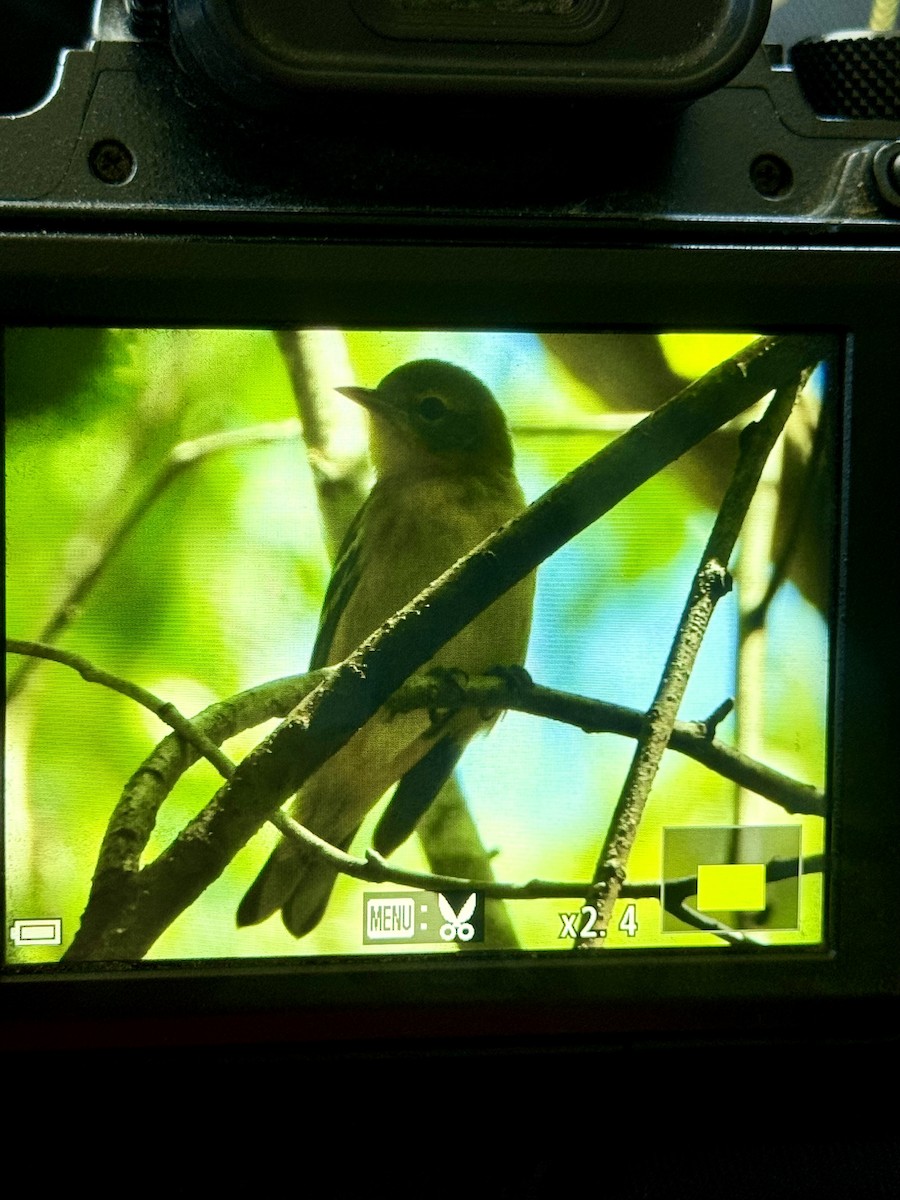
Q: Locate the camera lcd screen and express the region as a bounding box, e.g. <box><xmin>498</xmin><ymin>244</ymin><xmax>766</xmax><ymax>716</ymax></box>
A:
<box><xmin>4</xmin><ymin>326</ymin><xmax>832</xmax><ymax>967</ymax></box>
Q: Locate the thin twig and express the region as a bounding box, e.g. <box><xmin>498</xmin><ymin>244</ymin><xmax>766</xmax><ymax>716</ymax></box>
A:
<box><xmin>6</xmin><ymin>419</ymin><xmax>302</xmax><ymax>704</ymax></box>
<box><xmin>6</xmin><ymin>639</ymin><xmax>236</xmax><ymax>780</ymax></box>
<box><xmin>582</xmin><ymin>374</ymin><xmax>807</xmax><ymax>945</ymax></box>
<box><xmin>267</xmin><ymin>811</ymin><xmax>824</xmax><ymax>907</ymax></box>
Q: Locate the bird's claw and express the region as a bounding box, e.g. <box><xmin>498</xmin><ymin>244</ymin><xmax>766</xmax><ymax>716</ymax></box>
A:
<box><xmin>485</xmin><ymin>664</ymin><xmax>533</xmax><ymax>695</ymax></box>
<box><xmin>478</xmin><ymin>665</ymin><xmax>533</xmax><ymax>717</ymax></box>
<box><xmin>426</xmin><ymin>667</ymin><xmax>470</xmax><ymax>730</ymax></box>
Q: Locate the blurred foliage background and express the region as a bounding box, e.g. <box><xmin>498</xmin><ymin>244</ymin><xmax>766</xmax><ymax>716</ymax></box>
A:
<box><xmin>5</xmin><ymin>328</ymin><xmax>828</xmax><ymax>962</ymax></box>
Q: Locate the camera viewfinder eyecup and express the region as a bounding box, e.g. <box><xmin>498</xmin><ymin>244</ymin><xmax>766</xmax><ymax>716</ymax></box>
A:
<box><xmin>167</xmin><ymin>0</ymin><xmax>773</xmax><ymax>109</ymax></box>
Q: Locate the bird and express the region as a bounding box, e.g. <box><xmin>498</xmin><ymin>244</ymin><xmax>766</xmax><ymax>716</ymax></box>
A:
<box><xmin>237</xmin><ymin>358</ymin><xmax>535</xmax><ymax>937</ymax></box>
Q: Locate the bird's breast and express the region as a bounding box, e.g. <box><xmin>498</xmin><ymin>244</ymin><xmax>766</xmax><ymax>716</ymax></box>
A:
<box><xmin>327</xmin><ymin>469</ymin><xmax>533</xmax><ymax>671</ymax></box>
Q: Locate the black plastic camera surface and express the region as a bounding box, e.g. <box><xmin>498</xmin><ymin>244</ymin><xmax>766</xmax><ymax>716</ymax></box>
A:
<box><xmin>1</xmin><ymin>0</ymin><xmax>898</xmax><ymax>233</ymax></box>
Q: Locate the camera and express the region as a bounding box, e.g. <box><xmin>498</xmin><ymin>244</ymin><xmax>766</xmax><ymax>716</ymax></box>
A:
<box><xmin>2</xmin><ymin>0</ymin><xmax>898</xmax><ymax>1072</ymax></box>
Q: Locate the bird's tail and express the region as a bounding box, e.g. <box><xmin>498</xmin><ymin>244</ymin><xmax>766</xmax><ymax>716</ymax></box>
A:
<box><xmin>236</xmin><ymin>833</ymin><xmax>353</xmax><ymax>937</ymax></box>
<box><xmin>281</xmin><ymin>859</ymin><xmax>340</xmax><ymax>938</ymax></box>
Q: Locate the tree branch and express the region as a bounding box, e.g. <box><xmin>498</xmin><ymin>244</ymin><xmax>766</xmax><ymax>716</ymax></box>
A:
<box><xmin>249</xmin><ymin>810</ymin><xmax>826</xmax><ymax>912</ymax></box>
<box><xmin>6</xmin><ymin>638</ymin><xmax>236</xmax><ymax>782</ymax></box>
<box><xmin>8</xmin><ymin>634</ymin><xmax>820</xmax><ymax>902</ymax></box>
<box><xmin>8</xmin><ymin>650</ymin><xmax>823</xmax><ymax>952</ymax></box>
<box><xmin>275</xmin><ymin>330</ymin><xmax>369</xmax><ymax>561</ymax></box>
<box><xmin>582</xmin><ymin>372</ymin><xmax>806</xmax><ymax>945</ymax></box>
<box><xmin>389</xmin><ymin>674</ymin><xmax>824</xmax><ymax>817</ymax></box>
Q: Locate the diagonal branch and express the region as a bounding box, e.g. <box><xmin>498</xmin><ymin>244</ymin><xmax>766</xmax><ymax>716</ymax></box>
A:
<box><xmin>582</xmin><ymin>372</ymin><xmax>807</xmax><ymax>945</ymax></box>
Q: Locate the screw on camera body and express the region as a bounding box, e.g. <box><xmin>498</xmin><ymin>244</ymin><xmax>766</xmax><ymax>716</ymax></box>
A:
<box><xmin>88</xmin><ymin>140</ymin><xmax>136</xmax><ymax>185</ymax></box>
<box><xmin>872</xmin><ymin>141</ymin><xmax>900</xmax><ymax>209</ymax></box>
<box><xmin>749</xmin><ymin>154</ymin><xmax>794</xmax><ymax>198</ymax></box>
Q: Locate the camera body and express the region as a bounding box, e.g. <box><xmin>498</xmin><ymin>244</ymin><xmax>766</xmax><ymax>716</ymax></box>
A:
<box><xmin>2</xmin><ymin>1</ymin><xmax>899</xmax><ymax>1059</ymax></box>
<box><xmin>2</xmin><ymin>0</ymin><xmax>899</xmax><ymax>233</ymax></box>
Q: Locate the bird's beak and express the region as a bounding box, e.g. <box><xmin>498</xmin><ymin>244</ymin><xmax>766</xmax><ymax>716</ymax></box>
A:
<box><xmin>335</xmin><ymin>385</ymin><xmax>382</xmax><ymax>412</ymax></box>
<box><xmin>336</xmin><ymin>385</ymin><xmax>404</xmax><ymax>429</ymax></box>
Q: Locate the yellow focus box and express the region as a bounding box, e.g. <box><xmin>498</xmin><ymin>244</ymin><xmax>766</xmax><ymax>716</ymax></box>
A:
<box><xmin>696</xmin><ymin>863</ymin><xmax>767</xmax><ymax>912</ymax></box>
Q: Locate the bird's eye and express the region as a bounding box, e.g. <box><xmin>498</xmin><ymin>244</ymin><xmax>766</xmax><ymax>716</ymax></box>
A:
<box><xmin>417</xmin><ymin>394</ymin><xmax>447</xmax><ymax>421</ymax></box>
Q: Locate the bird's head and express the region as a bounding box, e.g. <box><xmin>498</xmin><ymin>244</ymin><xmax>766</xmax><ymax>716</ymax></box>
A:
<box><xmin>336</xmin><ymin>359</ymin><xmax>514</xmax><ymax>478</ymax></box>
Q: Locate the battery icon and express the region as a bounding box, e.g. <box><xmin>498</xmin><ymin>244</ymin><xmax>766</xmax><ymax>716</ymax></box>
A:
<box><xmin>10</xmin><ymin>918</ymin><xmax>62</xmax><ymax>946</ymax></box>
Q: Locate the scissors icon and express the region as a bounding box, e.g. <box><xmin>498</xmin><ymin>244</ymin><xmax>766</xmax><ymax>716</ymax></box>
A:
<box><xmin>438</xmin><ymin>892</ymin><xmax>477</xmax><ymax>942</ymax></box>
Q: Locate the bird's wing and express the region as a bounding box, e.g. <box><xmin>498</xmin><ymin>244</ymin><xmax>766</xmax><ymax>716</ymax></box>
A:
<box><xmin>308</xmin><ymin>498</ymin><xmax>370</xmax><ymax>670</ymax></box>
<box><xmin>372</xmin><ymin>734</ymin><xmax>465</xmax><ymax>856</ymax></box>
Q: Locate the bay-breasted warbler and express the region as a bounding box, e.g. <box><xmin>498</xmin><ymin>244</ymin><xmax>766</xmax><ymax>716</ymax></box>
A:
<box><xmin>237</xmin><ymin>359</ymin><xmax>534</xmax><ymax>936</ymax></box>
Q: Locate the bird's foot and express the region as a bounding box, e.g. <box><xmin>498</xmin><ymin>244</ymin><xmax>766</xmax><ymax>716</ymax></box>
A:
<box><xmin>480</xmin><ymin>665</ymin><xmax>533</xmax><ymax>718</ymax></box>
<box><xmin>425</xmin><ymin>667</ymin><xmax>470</xmax><ymax>731</ymax></box>
<box><xmin>485</xmin><ymin>664</ymin><xmax>533</xmax><ymax>693</ymax></box>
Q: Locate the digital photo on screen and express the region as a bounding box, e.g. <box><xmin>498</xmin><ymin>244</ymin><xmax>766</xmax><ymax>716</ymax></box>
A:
<box><xmin>4</xmin><ymin>328</ymin><xmax>832</xmax><ymax>966</ymax></box>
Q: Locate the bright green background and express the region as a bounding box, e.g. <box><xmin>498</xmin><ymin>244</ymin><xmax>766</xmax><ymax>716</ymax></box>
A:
<box><xmin>5</xmin><ymin>329</ymin><xmax>829</xmax><ymax>962</ymax></box>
